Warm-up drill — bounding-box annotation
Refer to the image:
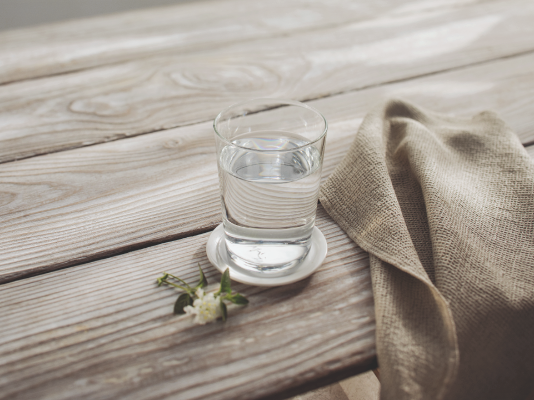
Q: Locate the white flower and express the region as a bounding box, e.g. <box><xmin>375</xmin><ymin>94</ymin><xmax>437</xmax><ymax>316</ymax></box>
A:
<box><xmin>184</xmin><ymin>288</ymin><xmax>221</xmax><ymax>325</ymax></box>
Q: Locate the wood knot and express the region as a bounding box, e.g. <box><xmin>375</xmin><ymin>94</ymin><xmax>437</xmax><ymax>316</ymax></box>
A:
<box><xmin>70</xmin><ymin>95</ymin><xmax>132</xmax><ymax>117</ymax></box>
<box><xmin>170</xmin><ymin>63</ymin><xmax>279</xmax><ymax>93</ymax></box>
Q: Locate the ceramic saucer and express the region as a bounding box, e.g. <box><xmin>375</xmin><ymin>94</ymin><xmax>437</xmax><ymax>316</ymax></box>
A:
<box><xmin>206</xmin><ymin>224</ymin><xmax>327</xmax><ymax>287</ymax></box>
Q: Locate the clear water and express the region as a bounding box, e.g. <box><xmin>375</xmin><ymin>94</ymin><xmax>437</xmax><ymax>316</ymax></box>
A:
<box><xmin>218</xmin><ymin>131</ymin><xmax>322</xmax><ymax>276</ymax></box>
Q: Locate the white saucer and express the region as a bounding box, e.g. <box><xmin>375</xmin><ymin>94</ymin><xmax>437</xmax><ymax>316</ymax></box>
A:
<box><xmin>206</xmin><ymin>224</ymin><xmax>327</xmax><ymax>287</ymax></box>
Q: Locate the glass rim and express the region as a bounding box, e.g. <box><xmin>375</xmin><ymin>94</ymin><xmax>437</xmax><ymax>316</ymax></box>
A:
<box><xmin>213</xmin><ymin>98</ymin><xmax>328</xmax><ymax>153</ymax></box>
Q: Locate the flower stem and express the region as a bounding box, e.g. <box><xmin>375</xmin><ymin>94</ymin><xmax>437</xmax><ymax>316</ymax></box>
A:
<box><xmin>166</xmin><ymin>273</ymin><xmax>193</xmax><ymax>289</ymax></box>
<box><xmin>161</xmin><ymin>280</ymin><xmax>192</xmax><ymax>293</ymax></box>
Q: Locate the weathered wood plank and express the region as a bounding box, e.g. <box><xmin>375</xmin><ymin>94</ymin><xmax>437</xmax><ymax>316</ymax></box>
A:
<box><xmin>0</xmin><ymin>0</ymin><xmax>434</xmax><ymax>85</ymax></box>
<box><xmin>0</xmin><ymin>205</ymin><xmax>376</xmax><ymax>400</ymax></box>
<box><xmin>1</xmin><ymin>0</ymin><xmax>534</xmax><ymax>163</ymax></box>
<box><xmin>1</xmin><ymin>51</ymin><xmax>534</xmax><ymax>283</ymax></box>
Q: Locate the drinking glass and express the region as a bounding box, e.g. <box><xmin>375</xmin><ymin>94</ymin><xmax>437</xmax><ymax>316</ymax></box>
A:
<box><xmin>213</xmin><ymin>99</ymin><xmax>327</xmax><ymax>277</ymax></box>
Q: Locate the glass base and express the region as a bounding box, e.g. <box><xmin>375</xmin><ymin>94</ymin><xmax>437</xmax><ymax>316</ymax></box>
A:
<box><xmin>226</xmin><ymin>239</ymin><xmax>311</xmax><ymax>277</ymax></box>
<box><xmin>223</xmin><ymin>219</ymin><xmax>313</xmax><ymax>277</ymax></box>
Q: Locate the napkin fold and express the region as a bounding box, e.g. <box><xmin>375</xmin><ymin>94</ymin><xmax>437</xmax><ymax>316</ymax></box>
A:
<box><xmin>319</xmin><ymin>99</ymin><xmax>534</xmax><ymax>400</ymax></box>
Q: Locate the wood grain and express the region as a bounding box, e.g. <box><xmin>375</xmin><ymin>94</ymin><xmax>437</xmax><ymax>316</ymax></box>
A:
<box><xmin>1</xmin><ymin>51</ymin><xmax>534</xmax><ymax>284</ymax></box>
<box><xmin>2</xmin><ymin>0</ymin><xmax>534</xmax><ymax>163</ymax></box>
<box><xmin>0</xmin><ymin>0</ymin><xmax>434</xmax><ymax>85</ymax></box>
<box><xmin>0</xmin><ymin>205</ymin><xmax>376</xmax><ymax>400</ymax></box>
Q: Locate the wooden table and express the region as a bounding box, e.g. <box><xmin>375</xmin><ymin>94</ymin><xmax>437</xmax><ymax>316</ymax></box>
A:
<box><xmin>1</xmin><ymin>0</ymin><xmax>533</xmax><ymax>399</ymax></box>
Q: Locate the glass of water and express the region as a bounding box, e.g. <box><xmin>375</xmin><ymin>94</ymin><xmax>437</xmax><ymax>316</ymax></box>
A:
<box><xmin>213</xmin><ymin>98</ymin><xmax>327</xmax><ymax>277</ymax></box>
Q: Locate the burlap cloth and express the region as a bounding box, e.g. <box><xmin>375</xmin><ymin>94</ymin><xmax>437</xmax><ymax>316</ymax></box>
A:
<box><xmin>319</xmin><ymin>99</ymin><xmax>534</xmax><ymax>400</ymax></box>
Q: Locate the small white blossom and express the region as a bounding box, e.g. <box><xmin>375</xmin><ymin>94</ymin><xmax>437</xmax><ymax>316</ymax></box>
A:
<box><xmin>184</xmin><ymin>288</ymin><xmax>221</xmax><ymax>325</ymax></box>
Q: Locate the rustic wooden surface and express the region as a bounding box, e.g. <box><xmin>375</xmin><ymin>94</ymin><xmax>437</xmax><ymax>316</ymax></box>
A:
<box><xmin>1</xmin><ymin>0</ymin><xmax>534</xmax><ymax>399</ymax></box>
<box><xmin>0</xmin><ymin>206</ymin><xmax>376</xmax><ymax>400</ymax></box>
<box><xmin>1</xmin><ymin>52</ymin><xmax>534</xmax><ymax>284</ymax></box>
<box><xmin>1</xmin><ymin>0</ymin><xmax>533</xmax><ymax>163</ymax></box>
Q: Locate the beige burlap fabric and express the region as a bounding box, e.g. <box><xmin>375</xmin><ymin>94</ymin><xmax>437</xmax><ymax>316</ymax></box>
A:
<box><xmin>319</xmin><ymin>99</ymin><xmax>534</xmax><ymax>400</ymax></box>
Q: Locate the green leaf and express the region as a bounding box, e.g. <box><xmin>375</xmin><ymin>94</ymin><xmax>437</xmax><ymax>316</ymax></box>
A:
<box><xmin>220</xmin><ymin>268</ymin><xmax>232</xmax><ymax>293</ymax></box>
<box><xmin>174</xmin><ymin>293</ymin><xmax>193</xmax><ymax>314</ymax></box>
<box><xmin>220</xmin><ymin>300</ymin><xmax>227</xmax><ymax>321</ymax></box>
<box><xmin>227</xmin><ymin>293</ymin><xmax>249</xmax><ymax>305</ymax></box>
<box><xmin>196</xmin><ymin>263</ymin><xmax>208</xmax><ymax>289</ymax></box>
